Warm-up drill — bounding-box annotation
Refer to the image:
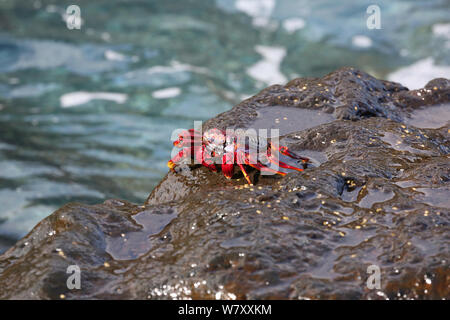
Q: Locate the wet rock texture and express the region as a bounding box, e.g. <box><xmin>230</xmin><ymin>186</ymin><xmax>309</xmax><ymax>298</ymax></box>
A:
<box><xmin>0</xmin><ymin>68</ymin><xmax>449</xmax><ymax>299</ymax></box>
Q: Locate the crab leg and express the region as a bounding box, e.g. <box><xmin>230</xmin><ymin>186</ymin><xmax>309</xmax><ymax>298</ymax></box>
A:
<box><xmin>197</xmin><ymin>145</ymin><xmax>217</xmax><ymax>171</ymax></box>
<box><xmin>281</xmin><ymin>148</ymin><xmax>309</xmax><ymax>163</ymax></box>
<box><xmin>267</xmin><ymin>155</ymin><xmax>304</xmax><ymax>172</ymax></box>
<box><xmin>221</xmin><ymin>152</ymin><xmax>234</xmax><ymax>179</ymax></box>
<box><xmin>233</xmin><ymin>151</ymin><xmax>252</xmax><ymax>184</ymax></box>
<box><xmin>246</xmin><ymin>161</ymin><xmax>287</xmax><ymax>176</ymax></box>
<box><xmin>237</xmin><ymin>162</ymin><xmax>252</xmax><ymax>184</ymax></box>
<box><xmin>244</xmin><ymin>153</ymin><xmax>286</xmax><ymax>176</ymax></box>
<box><xmin>272</xmin><ymin>144</ymin><xmax>309</xmax><ymax>163</ymax></box>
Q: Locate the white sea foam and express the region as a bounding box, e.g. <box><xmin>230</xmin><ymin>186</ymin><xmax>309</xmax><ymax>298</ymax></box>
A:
<box><xmin>104</xmin><ymin>50</ymin><xmax>126</xmax><ymax>61</ymax></box>
<box><xmin>432</xmin><ymin>23</ymin><xmax>450</xmax><ymax>39</ymax></box>
<box><xmin>387</xmin><ymin>58</ymin><xmax>450</xmax><ymax>90</ymax></box>
<box><xmin>282</xmin><ymin>18</ymin><xmax>306</xmax><ymax>33</ymax></box>
<box><xmin>246</xmin><ymin>45</ymin><xmax>287</xmax><ymax>85</ymax></box>
<box><xmin>235</xmin><ymin>0</ymin><xmax>275</xmax><ymax>27</ymax></box>
<box><xmin>60</xmin><ymin>91</ymin><xmax>127</xmax><ymax>108</ymax></box>
<box><xmin>152</xmin><ymin>87</ymin><xmax>181</xmax><ymax>99</ymax></box>
<box><xmin>352</xmin><ymin>35</ymin><xmax>373</xmax><ymax>48</ymax></box>
<box><xmin>432</xmin><ymin>23</ymin><xmax>450</xmax><ymax>49</ymax></box>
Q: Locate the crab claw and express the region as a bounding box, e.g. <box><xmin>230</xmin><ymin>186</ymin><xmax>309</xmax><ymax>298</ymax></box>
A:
<box><xmin>174</xmin><ymin>129</ymin><xmax>202</xmax><ymax>147</ymax></box>
<box><xmin>167</xmin><ymin>160</ymin><xmax>175</xmax><ymax>171</ymax></box>
<box><xmin>168</xmin><ymin>145</ymin><xmax>199</xmax><ymax>170</ymax></box>
<box><xmin>167</xmin><ymin>149</ymin><xmax>187</xmax><ymax>171</ymax></box>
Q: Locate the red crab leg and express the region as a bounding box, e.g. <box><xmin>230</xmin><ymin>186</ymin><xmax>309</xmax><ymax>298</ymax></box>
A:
<box><xmin>221</xmin><ymin>152</ymin><xmax>234</xmax><ymax>179</ymax></box>
<box><xmin>267</xmin><ymin>155</ymin><xmax>304</xmax><ymax>172</ymax></box>
<box><xmin>246</xmin><ymin>161</ymin><xmax>287</xmax><ymax>176</ymax></box>
<box><xmin>203</xmin><ymin>159</ymin><xmax>217</xmax><ymax>172</ymax></box>
<box><xmin>271</xmin><ymin>144</ymin><xmax>309</xmax><ymax>163</ymax></box>
<box><xmin>198</xmin><ymin>145</ymin><xmax>217</xmax><ymax>172</ymax></box>
<box><xmin>244</xmin><ymin>153</ymin><xmax>286</xmax><ymax>176</ymax></box>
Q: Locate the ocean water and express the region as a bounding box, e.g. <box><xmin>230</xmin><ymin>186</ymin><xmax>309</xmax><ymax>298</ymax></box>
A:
<box><xmin>0</xmin><ymin>0</ymin><xmax>449</xmax><ymax>251</ymax></box>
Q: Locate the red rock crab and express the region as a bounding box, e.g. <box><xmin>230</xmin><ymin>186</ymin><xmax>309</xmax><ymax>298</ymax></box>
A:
<box><xmin>167</xmin><ymin>128</ymin><xmax>309</xmax><ymax>184</ymax></box>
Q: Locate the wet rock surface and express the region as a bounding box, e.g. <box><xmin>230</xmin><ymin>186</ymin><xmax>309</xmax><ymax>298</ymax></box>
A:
<box><xmin>0</xmin><ymin>68</ymin><xmax>449</xmax><ymax>299</ymax></box>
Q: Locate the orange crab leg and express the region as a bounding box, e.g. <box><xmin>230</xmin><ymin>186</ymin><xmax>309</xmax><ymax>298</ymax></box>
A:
<box><xmin>237</xmin><ymin>162</ymin><xmax>252</xmax><ymax>184</ymax></box>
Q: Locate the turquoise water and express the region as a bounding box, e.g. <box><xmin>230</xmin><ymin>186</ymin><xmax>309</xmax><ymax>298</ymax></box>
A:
<box><xmin>0</xmin><ymin>0</ymin><xmax>449</xmax><ymax>250</ymax></box>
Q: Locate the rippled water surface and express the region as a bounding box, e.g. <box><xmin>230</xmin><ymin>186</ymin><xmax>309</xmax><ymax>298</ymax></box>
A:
<box><xmin>0</xmin><ymin>0</ymin><xmax>449</xmax><ymax>251</ymax></box>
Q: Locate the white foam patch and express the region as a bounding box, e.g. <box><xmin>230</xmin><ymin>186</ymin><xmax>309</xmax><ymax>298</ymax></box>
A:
<box><xmin>388</xmin><ymin>58</ymin><xmax>450</xmax><ymax>90</ymax></box>
<box><xmin>432</xmin><ymin>23</ymin><xmax>450</xmax><ymax>49</ymax></box>
<box><xmin>105</xmin><ymin>50</ymin><xmax>126</xmax><ymax>61</ymax></box>
<box><xmin>432</xmin><ymin>23</ymin><xmax>450</xmax><ymax>39</ymax></box>
<box><xmin>60</xmin><ymin>91</ymin><xmax>127</xmax><ymax>108</ymax></box>
<box><xmin>246</xmin><ymin>45</ymin><xmax>287</xmax><ymax>85</ymax></box>
<box><xmin>235</xmin><ymin>0</ymin><xmax>275</xmax><ymax>27</ymax></box>
<box><xmin>152</xmin><ymin>87</ymin><xmax>181</xmax><ymax>99</ymax></box>
<box><xmin>282</xmin><ymin>18</ymin><xmax>306</xmax><ymax>33</ymax></box>
<box><xmin>352</xmin><ymin>35</ymin><xmax>372</xmax><ymax>48</ymax></box>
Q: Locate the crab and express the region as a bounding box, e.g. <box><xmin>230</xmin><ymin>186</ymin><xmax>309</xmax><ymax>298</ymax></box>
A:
<box><xmin>167</xmin><ymin>128</ymin><xmax>309</xmax><ymax>184</ymax></box>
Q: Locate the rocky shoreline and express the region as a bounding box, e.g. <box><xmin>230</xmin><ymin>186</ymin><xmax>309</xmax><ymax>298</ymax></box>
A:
<box><xmin>0</xmin><ymin>68</ymin><xmax>448</xmax><ymax>299</ymax></box>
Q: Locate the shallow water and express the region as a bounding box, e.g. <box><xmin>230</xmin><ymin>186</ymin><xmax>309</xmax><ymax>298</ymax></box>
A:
<box><xmin>0</xmin><ymin>0</ymin><xmax>449</xmax><ymax>251</ymax></box>
<box><xmin>414</xmin><ymin>187</ymin><xmax>450</xmax><ymax>208</ymax></box>
<box><xmin>106</xmin><ymin>207</ymin><xmax>178</xmax><ymax>260</ymax></box>
<box><xmin>405</xmin><ymin>104</ymin><xmax>450</xmax><ymax>129</ymax></box>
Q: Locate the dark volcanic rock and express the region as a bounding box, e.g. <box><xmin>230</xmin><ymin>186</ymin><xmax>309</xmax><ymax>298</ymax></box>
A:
<box><xmin>0</xmin><ymin>68</ymin><xmax>449</xmax><ymax>299</ymax></box>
